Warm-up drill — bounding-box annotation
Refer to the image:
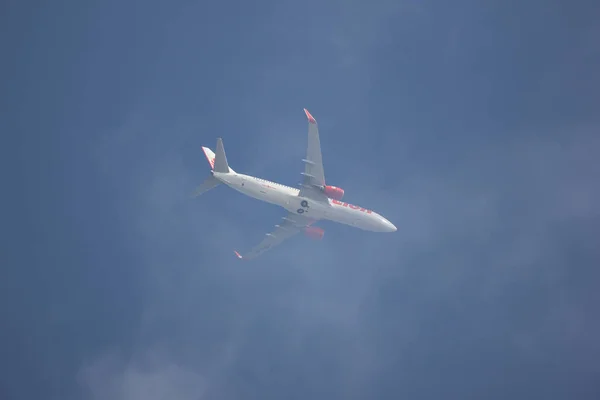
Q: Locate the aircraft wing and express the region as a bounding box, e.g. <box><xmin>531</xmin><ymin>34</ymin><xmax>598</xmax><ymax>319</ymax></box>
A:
<box><xmin>298</xmin><ymin>109</ymin><xmax>330</xmax><ymax>203</ymax></box>
<box><xmin>234</xmin><ymin>212</ymin><xmax>316</xmax><ymax>260</ymax></box>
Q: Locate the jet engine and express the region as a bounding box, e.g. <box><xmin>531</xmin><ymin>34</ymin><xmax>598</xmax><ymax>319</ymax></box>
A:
<box><xmin>304</xmin><ymin>226</ymin><xmax>325</xmax><ymax>240</ymax></box>
<box><xmin>323</xmin><ymin>185</ymin><xmax>345</xmax><ymax>200</ymax></box>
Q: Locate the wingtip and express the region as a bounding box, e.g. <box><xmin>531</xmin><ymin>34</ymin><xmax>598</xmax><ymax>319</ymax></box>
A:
<box><xmin>234</xmin><ymin>250</ymin><xmax>243</xmax><ymax>259</ymax></box>
<box><xmin>303</xmin><ymin>108</ymin><xmax>316</xmax><ymax>124</ymax></box>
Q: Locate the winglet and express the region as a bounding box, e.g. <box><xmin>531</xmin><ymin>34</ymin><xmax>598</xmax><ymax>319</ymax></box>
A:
<box><xmin>303</xmin><ymin>108</ymin><xmax>316</xmax><ymax>124</ymax></box>
<box><xmin>233</xmin><ymin>250</ymin><xmax>243</xmax><ymax>259</ymax></box>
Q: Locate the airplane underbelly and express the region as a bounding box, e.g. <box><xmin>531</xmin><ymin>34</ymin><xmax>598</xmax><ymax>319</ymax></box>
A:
<box><xmin>260</xmin><ymin>189</ymin><xmax>283</xmax><ymax>205</ymax></box>
<box><xmin>323</xmin><ymin>207</ymin><xmax>353</xmax><ymax>224</ymax></box>
<box><xmin>230</xmin><ymin>183</ymin><xmax>266</xmax><ymax>203</ymax></box>
<box><xmin>240</xmin><ymin>183</ymin><xmax>288</xmax><ymax>207</ymax></box>
<box><xmin>321</xmin><ymin>204</ymin><xmax>372</xmax><ymax>229</ymax></box>
<box><xmin>282</xmin><ymin>196</ymin><xmax>332</xmax><ymax>219</ymax></box>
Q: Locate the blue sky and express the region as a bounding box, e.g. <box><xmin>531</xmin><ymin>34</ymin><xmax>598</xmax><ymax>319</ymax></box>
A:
<box><xmin>2</xmin><ymin>0</ymin><xmax>599</xmax><ymax>399</ymax></box>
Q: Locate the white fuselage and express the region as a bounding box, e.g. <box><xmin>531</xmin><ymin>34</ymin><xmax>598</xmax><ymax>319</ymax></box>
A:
<box><xmin>214</xmin><ymin>171</ymin><xmax>397</xmax><ymax>232</ymax></box>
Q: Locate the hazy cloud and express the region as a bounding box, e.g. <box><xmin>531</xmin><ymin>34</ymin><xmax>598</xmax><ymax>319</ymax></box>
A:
<box><xmin>79</xmin><ymin>350</ymin><xmax>207</xmax><ymax>400</ymax></box>
<box><xmin>4</xmin><ymin>0</ymin><xmax>598</xmax><ymax>399</ymax></box>
<box><xmin>79</xmin><ymin>103</ymin><xmax>600</xmax><ymax>398</ymax></box>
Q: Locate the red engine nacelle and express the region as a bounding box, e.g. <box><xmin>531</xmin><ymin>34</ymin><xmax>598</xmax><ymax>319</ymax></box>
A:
<box><xmin>304</xmin><ymin>226</ymin><xmax>325</xmax><ymax>240</ymax></box>
<box><xmin>323</xmin><ymin>185</ymin><xmax>345</xmax><ymax>200</ymax></box>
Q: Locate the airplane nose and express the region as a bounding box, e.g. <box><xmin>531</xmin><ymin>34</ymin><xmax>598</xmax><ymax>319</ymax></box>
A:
<box><xmin>381</xmin><ymin>218</ymin><xmax>397</xmax><ymax>232</ymax></box>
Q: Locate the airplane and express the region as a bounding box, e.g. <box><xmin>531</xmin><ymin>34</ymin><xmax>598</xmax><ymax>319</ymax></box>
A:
<box><xmin>192</xmin><ymin>108</ymin><xmax>397</xmax><ymax>260</ymax></box>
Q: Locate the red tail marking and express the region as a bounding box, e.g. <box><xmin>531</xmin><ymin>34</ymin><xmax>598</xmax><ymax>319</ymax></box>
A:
<box><xmin>202</xmin><ymin>147</ymin><xmax>215</xmax><ymax>169</ymax></box>
<box><xmin>304</xmin><ymin>108</ymin><xmax>316</xmax><ymax>124</ymax></box>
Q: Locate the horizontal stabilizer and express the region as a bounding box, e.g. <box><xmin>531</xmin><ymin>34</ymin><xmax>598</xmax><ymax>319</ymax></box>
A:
<box><xmin>191</xmin><ymin>175</ymin><xmax>221</xmax><ymax>198</ymax></box>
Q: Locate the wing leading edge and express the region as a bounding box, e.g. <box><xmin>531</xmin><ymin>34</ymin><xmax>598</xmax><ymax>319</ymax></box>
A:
<box><xmin>298</xmin><ymin>109</ymin><xmax>330</xmax><ymax>203</ymax></box>
<box><xmin>234</xmin><ymin>212</ymin><xmax>315</xmax><ymax>260</ymax></box>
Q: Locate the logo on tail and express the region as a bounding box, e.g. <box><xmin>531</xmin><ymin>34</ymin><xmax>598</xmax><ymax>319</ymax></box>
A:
<box><xmin>201</xmin><ymin>140</ymin><xmax>233</xmax><ymax>174</ymax></box>
<box><xmin>202</xmin><ymin>147</ymin><xmax>216</xmax><ymax>170</ymax></box>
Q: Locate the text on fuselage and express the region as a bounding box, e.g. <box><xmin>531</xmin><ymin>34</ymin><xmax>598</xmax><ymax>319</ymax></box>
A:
<box><xmin>332</xmin><ymin>199</ymin><xmax>372</xmax><ymax>214</ymax></box>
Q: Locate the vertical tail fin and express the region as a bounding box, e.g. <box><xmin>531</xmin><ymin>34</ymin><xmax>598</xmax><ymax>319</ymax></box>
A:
<box><xmin>201</xmin><ymin>139</ymin><xmax>234</xmax><ymax>173</ymax></box>
<box><xmin>213</xmin><ymin>138</ymin><xmax>230</xmax><ymax>173</ymax></box>
<box><xmin>194</xmin><ymin>138</ymin><xmax>232</xmax><ymax>199</ymax></box>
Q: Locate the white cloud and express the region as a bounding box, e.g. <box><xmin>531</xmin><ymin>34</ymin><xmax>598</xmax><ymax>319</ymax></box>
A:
<box><xmin>78</xmin><ymin>350</ymin><xmax>206</xmax><ymax>400</ymax></box>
